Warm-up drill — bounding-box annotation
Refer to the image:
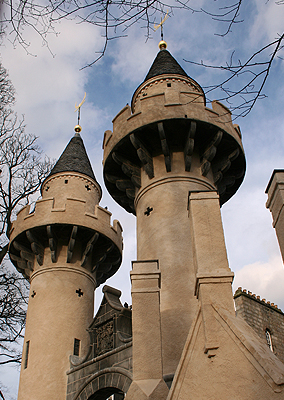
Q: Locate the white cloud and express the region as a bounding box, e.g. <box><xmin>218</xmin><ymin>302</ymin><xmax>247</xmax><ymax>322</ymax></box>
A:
<box><xmin>233</xmin><ymin>255</ymin><xmax>284</xmax><ymax>311</ymax></box>
<box><xmin>250</xmin><ymin>1</ymin><xmax>284</xmax><ymax>45</ymax></box>
<box><xmin>111</xmin><ymin>30</ymin><xmax>157</xmax><ymax>84</ymax></box>
<box><xmin>1</xmin><ymin>18</ymin><xmax>106</xmax><ymax>157</ymax></box>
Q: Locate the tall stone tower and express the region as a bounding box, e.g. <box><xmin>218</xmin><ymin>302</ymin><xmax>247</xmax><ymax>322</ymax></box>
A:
<box><xmin>102</xmin><ymin>42</ymin><xmax>284</xmax><ymax>398</ymax></box>
<box><xmin>9</xmin><ymin>131</ymin><xmax>123</xmax><ymax>399</ymax></box>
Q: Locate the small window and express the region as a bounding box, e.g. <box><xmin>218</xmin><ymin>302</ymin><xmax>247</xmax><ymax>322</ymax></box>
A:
<box><xmin>74</xmin><ymin>338</ymin><xmax>80</xmax><ymax>356</ymax></box>
<box><xmin>24</xmin><ymin>341</ymin><xmax>30</xmax><ymax>369</ymax></box>
<box><xmin>65</xmin><ymin>179</ymin><xmax>68</xmax><ymax>184</ymax></box>
<box><xmin>265</xmin><ymin>329</ymin><xmax>273</xmax><ymax>352</ymax></box>
<box><xmin>167</xmin><ymin>83</ymin><xmax>171</xmax><ymax>87</ymax></box>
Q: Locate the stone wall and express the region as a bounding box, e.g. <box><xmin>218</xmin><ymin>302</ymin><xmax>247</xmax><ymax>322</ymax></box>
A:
<box><xmin>234</xmin><ymin>288</ymin><xmax>284</xmax><ymax>363</ymax></box>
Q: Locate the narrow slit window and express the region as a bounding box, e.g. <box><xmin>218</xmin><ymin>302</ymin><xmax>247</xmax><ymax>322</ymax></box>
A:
<box><xmin>74</xmin><ymin>338</ymin><xmax>80</xmax><ymax>356</ymax></box>
<box><xmin>265</xmin><ymin>329</ymin><xmax>273</xmax><ymax>352</ymax></box>
<box><xmin>24</xmin><ymin>341</ymin><xmax>30</xmax><ymax>369</ymax></box>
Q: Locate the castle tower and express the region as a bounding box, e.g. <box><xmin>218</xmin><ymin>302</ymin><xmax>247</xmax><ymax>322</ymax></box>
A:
<box><xmin>103</xmin><ymin>42</ymin><xmax>245</xmax><ymax>380</ymax></box>
<box><xmin>103</xmin><ymin>43</ymin><xmax>284</xmax><ymax>399</ymax></box>
<box><xmin>9</xmin><ymin>131</ymin><xmax>123</xmax><ymax>400</ymax></box>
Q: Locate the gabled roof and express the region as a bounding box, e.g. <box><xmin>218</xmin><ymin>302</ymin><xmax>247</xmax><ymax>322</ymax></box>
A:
<box><xmin>144</xmin><ymin>49</ymin><xmax>188</xmax><ymax>82</ymax></box>
<box><xmin>48</xmin><ymin>133</ymin><xmax>97</xmax><ymax>181</ymax></box>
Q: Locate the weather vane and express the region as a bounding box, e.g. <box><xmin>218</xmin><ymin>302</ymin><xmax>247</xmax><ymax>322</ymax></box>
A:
<box><xmin>154</xmin><ymin>10</ymin><xmax>169</xmax><ymax>42</ymax></box>
<box><xmin>74</xmin><ymin>92</ymin><xmax>86</xmax><ymax>133</ymax></box>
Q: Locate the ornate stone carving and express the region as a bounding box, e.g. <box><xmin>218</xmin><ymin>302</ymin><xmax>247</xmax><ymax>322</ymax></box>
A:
<box><xmin>96</xmin><ymin>320</ymin><xmax>114</xmax><ymax>356</ymax></box>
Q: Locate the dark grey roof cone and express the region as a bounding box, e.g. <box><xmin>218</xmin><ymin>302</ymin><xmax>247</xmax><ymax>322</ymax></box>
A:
<box><xmin>48</xmin><ymin>133</ymin><xmax>97</xmax><ymax>182</ymax></box>
<box><xmin>144</xmin><ymin>49</ymin><xmax>188</xmax><ymax>82</ymax></box>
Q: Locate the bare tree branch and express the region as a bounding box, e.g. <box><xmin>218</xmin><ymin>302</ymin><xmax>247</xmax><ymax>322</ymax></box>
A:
<box><xmin>0</xmin><ymin>264</ymin><xmax>28</xmax><ymax>366</ymax></box>
<box><xmin>201</xmin><ymin>0</ymin><xmax>244</xmax><ymax>37</ymax></box>
<box><xmin>0</xmin><ymin>63</ymin><xmax>53</xmax><ymax>377</ymax></box>
<box><xmin>1</xmin><ymin>0</ymin><xmax>284</xmax><ymax>117</ymax></box>
<box><xmin>184</xmin><ymin>33</ymin><xmax>284</xmax><ymax>118</ymax></box>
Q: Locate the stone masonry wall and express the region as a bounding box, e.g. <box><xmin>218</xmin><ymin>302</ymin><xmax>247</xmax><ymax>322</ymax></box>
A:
<box><xmin>234</xmin><ymin>288</ymin><xmax>284</xmax><ymax>363</ymax></box>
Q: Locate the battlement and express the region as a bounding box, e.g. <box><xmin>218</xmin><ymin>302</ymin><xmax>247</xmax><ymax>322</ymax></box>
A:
<box><xmin>103</xmin><ymin>90</ymin><xmax>246</xmax><ymax>213</ymax></box>
<box><xmin>234</xmin><ymin>287</ymin><xmax>283</xmax><ymax>314</ymax></box>
<box><xmin>10</xmin><ymin>197</ymin><xmax>123</xmax><ymax>250</ymax></box>
<box><xmin>103</xmin><ymin>90</ymin><xmax>243</xmax><ymax>166</ymax></box>
<box><xmin>234</xmin><ymin>287</ymin><xmax>284</xmax><ymax>364</ymax></box>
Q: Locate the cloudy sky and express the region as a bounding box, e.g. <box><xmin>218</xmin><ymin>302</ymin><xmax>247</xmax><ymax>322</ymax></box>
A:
<box><xmin>1</xmin><ymin>0</ymin><xmax>284</xmax><ymax>397</ymax></box>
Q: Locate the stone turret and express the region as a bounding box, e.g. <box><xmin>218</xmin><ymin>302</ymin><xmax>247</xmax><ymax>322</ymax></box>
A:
<box><xmin>103</xmin><ymin>44</ymin><xmax>284</xmax><ymax>399</ymax></box>
<box><xmin>9</xmin><ymin>132</ymin><xmax>123</xmax><ymax>400</ymax></box>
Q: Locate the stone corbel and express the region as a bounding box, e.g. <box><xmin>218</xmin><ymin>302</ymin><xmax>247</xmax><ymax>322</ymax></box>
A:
<box><xmin>130</xmin><ymin>134</ymin><xmax>154</xmax><ymax>179</ymax></box>
<box><xmin>213</xmin><ymin>148</ymin><xmax>240</xmax><ymax>185</ymax></box>
<box><xmin>26</xmin><ymin>230</ymin><xmax>44</xmax><ymax>266</ymax></box>
<box><xmin>47</xmin><ymin>225</ymin><xmax>57</xmax><ymax>263</ymax></box>
<box><xmin>184</xmin><ymin>121</ymin><xmax>196</xmax><ymax>172</ymax></box>
<box><xmin>13</xmin><ymin>241</ymin><xmax>34</xmax><ymax>271</ymax></box>
<box><xmin>67</xmin><ymin>226</ymin><xmax>78</xmax><ymax>263</ymax></box>
<box><xmin>157</xmin><ymin>122</ymin><xmax>171</xmax><ymax>172</ymax></box>
<box><xmin>81</xmin><ymin>232</ymin><xmax>99</xmax><ymax>267</ymax></box>
<box><xmin>92</xmin><ymin>243</ymin><xmax>114</xmax><ymax>272</ymax></box>
<box><xmin>112</xmin><ymin>152</ymin><xmax>141</xmax><ymax>188</ymax></box>
<box><xmin>200</xmin><ymin>130</ymin><xmax>223</xmax><ymax>176</ymax></box>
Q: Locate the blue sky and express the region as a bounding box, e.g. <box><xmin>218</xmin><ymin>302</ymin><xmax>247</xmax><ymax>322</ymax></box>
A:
<box><xmin>1</xmin><ymin>0</ymin><xmax>284</xmax><ymax>397</ymax></box>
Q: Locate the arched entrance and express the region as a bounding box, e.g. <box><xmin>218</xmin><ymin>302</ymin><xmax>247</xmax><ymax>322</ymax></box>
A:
<box><xmin>88</xmin><ymin>388</ymin><xmax>124</xmax><ymax>400</ymax></box>
<box><xmin>73</xmin><ymin>367</ymin><xmax>132</xmax><ymax>400</ymax></box>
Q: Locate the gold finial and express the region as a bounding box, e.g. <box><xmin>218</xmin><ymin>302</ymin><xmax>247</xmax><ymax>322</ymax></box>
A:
<box><xmin>74</xmin><ymin>92</ymin><xmax>86</xmax><ymax>133</ymax></box>
<box><xmin>154</xmin><ymin>10</ymin><xmax>169</xmax><ymax>49</ymax></box>
<box><xmin>74</xmin><ymin>125</ymin><xmax>82</xmax><ymax>133</ymax></box>
<box><xmin>159</xmin><ymin>40</ymin><xmax>167</xmax><ymax>50</ymax></box>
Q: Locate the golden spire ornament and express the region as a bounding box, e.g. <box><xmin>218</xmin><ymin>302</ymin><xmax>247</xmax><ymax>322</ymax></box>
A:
<box><xmin>74</xmin><ymin>92</ymin><xmax>86</xmax><ymax>134</ymax></box>
<box><xmin>154</xmin><ymin>10</ymin><xmax>169</xmax><ymax>50</ymax></box>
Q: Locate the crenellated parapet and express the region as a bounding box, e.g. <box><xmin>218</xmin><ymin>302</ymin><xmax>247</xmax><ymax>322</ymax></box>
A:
<box><xmin>10</xmin><ymin>196</ymin><xmax>122</xmax><ymax>245</ymax></box>
<box><xmin>234</xmin><ymin>287</ymin><xmax>283</xmax><ymax>313</ymax></box>
<box><xmin>103</xmin><ymin>85</ymin><xmax>246</xmax><ymax>213</ymax></box>
<box><xmin>9</xmin><ymin>196</ymin><xmax>123</xmax><ymax>286</ymax></box>
<box><xmin>104</xmin><ymin>96</ymin><xmax>243</xmax><ymax>164</ymax></box>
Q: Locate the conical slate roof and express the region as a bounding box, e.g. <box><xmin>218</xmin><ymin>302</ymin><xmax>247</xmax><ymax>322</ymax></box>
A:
<box><xmin>48</xmin><ymin>133</ymin><xmax>97</xmax><ymax>181</ymax></box>
<box><xmin>144</xmin><ymin>49</ymin><xmax>188</xmax><ymax>82</ymax></box>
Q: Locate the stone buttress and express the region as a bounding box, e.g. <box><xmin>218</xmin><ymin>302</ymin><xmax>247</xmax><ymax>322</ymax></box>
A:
<box><xmin>266</xmin><ymin>170</ymin><xmax>284</xmax><ymax>262</ymax></box>
<box><xmin>9</xmin><ymin>133</ymin><xmax>123</xmax><ymax>400</ymax></box>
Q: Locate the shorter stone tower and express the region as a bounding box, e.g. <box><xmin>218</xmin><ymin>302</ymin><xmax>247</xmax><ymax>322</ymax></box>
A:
<box><xmin>9</xmin><ymin>132</ymin><xmax>123</xmax><ymax>400</ymax></box>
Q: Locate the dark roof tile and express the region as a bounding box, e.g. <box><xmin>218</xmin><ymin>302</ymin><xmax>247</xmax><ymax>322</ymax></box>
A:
<box><xmin>144</xmin><ymin>49</ymin><xmax>188</xmax><ymax>81</ymax></box>
<box><xmin>48</xmin><ymin>133</ymin><xmax>97</xmax><ymax>181</ymax></box>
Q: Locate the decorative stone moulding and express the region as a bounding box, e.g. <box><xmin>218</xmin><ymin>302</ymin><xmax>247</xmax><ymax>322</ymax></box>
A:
<box><xmin>103</xmin><ymin>90</ymin><xmax>246</xmax><ymax>214</ymax></box>
<box><xmin>131</xmin><ymin>74</ymin><xmax>205</xmax><ymax>112</ymax></box>
<box><xmin>42</xmin><ymin>173</ymin><xmax>102</xmax><ymax>198</ymax></box>
<box><xmin>9</xmin><ymin>198</ymin><xmax>123</xmax><ymax>286</ymax></box>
